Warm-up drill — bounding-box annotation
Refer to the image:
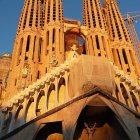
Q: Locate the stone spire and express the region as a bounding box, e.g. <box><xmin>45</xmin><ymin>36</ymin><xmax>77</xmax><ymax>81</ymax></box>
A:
<box><xmin>17</xmin><ymin>0</ymin><xmax>43</xmax><ymax>34</ymax></box>
<box><xmin>43</xmin><ymin>0</ymin><xmax>64</xmax><ymax>25</ymax></box>
<box><xmin>104</xmin><ymin>0</ymin><xmax>140</xmax><ymax>78</ymax></box>
<box><xmin>103</xmin><ymin>0</ymin><xmax>132</xmax><ymax>42</ymax></box>
<box><xmin>83</xmin><ymin>0</ymin><xmax>106</xmax><ymax>30</ymax></box>
<box><xmin>83</xmin><ymin>0</ymin><xmax>112</xmax><ymax>60</ymax></box>
<box><xmin>6</xmin><ymin>0</ymin><xmax>65</xmax><ymax>98</ymax></box>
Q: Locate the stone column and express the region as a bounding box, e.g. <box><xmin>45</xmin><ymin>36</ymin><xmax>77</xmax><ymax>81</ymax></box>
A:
<box><xmin>20</xmin><ymin>97</ymin><xmax>28</xmax><ymax>126</ymax></box>
<box><xmin>43</xmin><ymin>84</ymin><xmax>49</xmax><ymax>113</ymax></box>
<box><xmin>55</xmin><ymin>77</ymin><xmax>59</xmax><ymax>107</ymax></box>
<box><xmin>8</xmin><ymin>105</ymin><xmax>17</xmax><ymax>133</ymax></box>
<box><xmin>65</xmin><ymin>72</ymin><xmax>70</xmax><ymax>102</ymax></box>
<box><xmin>31</xmin><ymin>90</ymin><xmax>38</xmax><ymax>120</ymax></box>
<box><xmin>116</xmin><ymin>80</ymin><xmax>126</xmax><ymax>104</ymax></box>
<box><xmin>88</xmin><ymin>36</ymin><xmax>94</xmax><ymax>55</ymax></box>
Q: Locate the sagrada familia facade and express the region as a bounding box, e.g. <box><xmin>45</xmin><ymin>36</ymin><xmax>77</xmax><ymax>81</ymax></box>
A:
<box><xmin>0</xmin><ymin>0</ymin><xmax>140</xmax><ymax>139</ymax></box>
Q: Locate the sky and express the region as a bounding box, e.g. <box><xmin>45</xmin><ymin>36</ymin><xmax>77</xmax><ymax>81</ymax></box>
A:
<box><xmin>0</xmin><ymin>0</ymin><xmax>140</xmax><ymax>56</ymax></box>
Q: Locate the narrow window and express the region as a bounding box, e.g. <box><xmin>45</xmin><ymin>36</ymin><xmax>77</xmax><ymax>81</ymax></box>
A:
<box><xmin>122</xmin><ymin>49</ymin><xmax>128</xmax><ymax>64</ymax></box>
<box><xmin>47</xmin><ymin>31</ymin><xmax>49</xmax><ymax>46</ymax></box>
<box><xmin>15</xmin><ymin>79</ymin><xmax>17</xmax><ymax>86</ymax></box>
<box><xmin>59</xmin><ymin>29</ymin><xmax>61</xmax><ymax>51</ymax></box>
<box><xmin>38</xmin><ymin>38</ymin><xmax>42</xmax><ymax>62</ymax></box>
<box><xmin>37</xmin><ymin>71</ymin><xmax>40</xmax><ymax>79</ymax></box>
<box><xmin>32</xmin><ymin>36</ymin><xmax>36</xmax><ymax>60</ymax></box>
<box><xmin>19</xmin><ymin>38</ymin><xmax>24</xmax><ymax>56</ymax></box>
<box><xmin>53</xmin><ymin>29</ymin><xmax>55</xmax><ymax>44</ymax></box>
<box><xmin>0</xmin><ymin>79</ymin><xmax>2</xmax><ymax>84</ymax></box>
<box><xmin>52</xmin><ymin>47</ymin><xmax>55</xmax><ymax>51</ymax></box>
<box><xmin>26</xmin><ymin>36</ymin><xmax>30</xmax><ymax>52</ymax></box>
<box><xmin>117</xmin><ymin>49</ymin><xmax>122</xmax><ymax>67</ymax></box>
<box><xmin>25</xmin><ymin>36</ymin><xmax>30</xmax><ymax>60</ymax></box>
<box><xmin>95</xmin><ymin>35</ymin><xmax>100</xmax><ymax>50</ymax></box>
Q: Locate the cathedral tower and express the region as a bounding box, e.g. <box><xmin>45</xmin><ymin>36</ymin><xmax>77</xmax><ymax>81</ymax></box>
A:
<box><xmin>83</xmin><ymin>0</ymin><xmax>112</xmax><ymax>60</ymax></box>
<box><xmin>6</xmin><ymin>0</ymin><xmax>64</xmax><ymax>99</ymax></box>
<box><xmin>0</xmin><ymin>0</ymin><xmax>140</xmax><ymax>139</ymax></box>
<box><xmin>104</xmin><ymin>0</ymin><xmax>140</xmax><ymax>78</ymax></box>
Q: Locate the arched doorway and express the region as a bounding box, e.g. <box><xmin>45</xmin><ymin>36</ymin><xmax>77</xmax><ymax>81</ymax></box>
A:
<box><xmin>73</xmin><ymin>102</ymin><xmax>130</xmax><ymax>140</ymax></box>
<box><xmin>34</xmin><ymin>122</ymin><xmax>63</xmax><ymax>140</ymax></box>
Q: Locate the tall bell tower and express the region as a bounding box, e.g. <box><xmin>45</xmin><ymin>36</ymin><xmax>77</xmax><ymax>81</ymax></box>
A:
<box><xmin>83</xmin><ymin>0</ymin><xmax>112</xmax><ymax>60</ymax></box>
<box><xmin>6</xmin><ymin>0</ymin><xmax>65</xmax><ymax>99</ymax></box>
<box><xmin>104</xmin><ymin>0</ymin><xmax>140</xmax><ymax>78</ymax></box>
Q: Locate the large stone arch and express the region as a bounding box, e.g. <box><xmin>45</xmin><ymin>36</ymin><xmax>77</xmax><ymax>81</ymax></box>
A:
<box><xmin>58</xmin><ymin>77</ymin><xmax>66</xmax><ymax>105</ymax></box>
<box><xmin>15</xmin><ymin>105</ymin><xmax>23</xmax><ymax>123</ymax></box>
<box><xmin>25</xmin><ymin>97</ymin><xmax>34</xmax><ymax>122</ymax></box>
<box><xmin>34</xmin><ymin>121</ymin><xmax>63</xmax><ymax>140</ymax></box>
<box><xmin>73</xmin><ymin>94</ymin><xmax>130</xmax><ymax>140</ymax></box>
<box><xmin>71</xmin><ymin>93</ymin><xmax>139</xmax><ymax>140</ymax></box>
<box><xmin>36</xmin><ymin>90</ymin><xmax>45</xmax><ymax>116</ymax></box>
<box><xmin>120</xmin><ymin>83</ymin><xmax>131</xmax><ymax>107</ymax></box>
<box><xmin>64</xmin><ymin>28</ymin><xmax>87</xmax><ymax>59</ymax></box>
<box><xmin>47</xmin><ymin>84</ymin><xmax>55</xmax><ymax>110</ymax></box>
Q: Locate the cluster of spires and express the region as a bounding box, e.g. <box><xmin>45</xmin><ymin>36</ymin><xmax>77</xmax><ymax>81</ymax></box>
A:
<box><xmin>5</xmin><ymin>0</ymin><xmax>140</xmax><ymax>99</ymax></box>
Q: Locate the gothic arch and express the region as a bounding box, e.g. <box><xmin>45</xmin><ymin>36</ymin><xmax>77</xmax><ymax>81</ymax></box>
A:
<box><xmin>58</xmin><ymin>77</ymin><xmax>66</xmax><ymax>105</ymax></box>
<box><xmin>47</xmin><ymin>84</ymin><xmax>55</xmax><ymax>110</ymax></box>
<box><xmin>120</xmin><ymin>83</ymin><xmax>131</xmax><ymax>107</ymax></box>
<box><xmin>73</xmin><ymin>94</ymin><xmax>130</xmax><ymax>140</ymax></box>
<box><xmin>15</xmin><ymin>105</ymin><xmax>23</xmax><ymax>122</ymax></box>
<box><xmin>114</xmin><ymin>84</ymin><xmax>121</xmax><ymax>101</ymax></box>
<box><xmin>36</xmin><ymin>90</ymin><xmax>45</xmax><ymax>116</ymax></box>
<box><xmin>130</xmin><ymin>91</ymin><xmax>140</xmax><ymax>112</ymax></box>
<box><xmin>25</xmin><ymin>97</ymin><xmax>34</xmax><ymax>122</ymax></box>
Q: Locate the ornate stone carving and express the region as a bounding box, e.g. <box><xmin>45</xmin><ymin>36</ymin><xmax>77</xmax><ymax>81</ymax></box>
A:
<box><xmin>49</xmin><ymin>53</ymin><xmax>58</xmax><ymax>67</ymax></box>
<box><xmin>82</xmin><ymin>81</ymin><xmax>95</xmax><ymax>93</ymax></box>
<box><xmin>21</xmin><ymin>68</ymin><xmax>28</xmax><ymax>78</ymax></box>
<box><xmin>84</xmin><ymin>122</ymin><xmax>96</xmax><ymax>140</ymax></box>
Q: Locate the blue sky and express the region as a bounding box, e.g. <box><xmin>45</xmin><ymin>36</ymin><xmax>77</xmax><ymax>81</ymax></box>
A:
<box><xmin>0</xmin><ymin>0</ymin><xmax>140</xmax><ymax>56</ymax></box>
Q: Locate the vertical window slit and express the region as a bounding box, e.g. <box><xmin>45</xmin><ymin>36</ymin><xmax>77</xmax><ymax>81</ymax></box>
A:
<box><xmin>122</xmin><ymin>49</ymin><xmax>128</xmax><ymax>64</ymax></box>
<box><xmin>25</xmin><ymin>36</ymin><xmax>30</xmax><ymax>60</ymax></box>
<box><xmin>38</xmin><ymin>38</ymin><xmax>42</xmax><ymax>62</ymax></box>
<box><xmin>32</xmin><ymin>36</ymin><xmax>36</xmax><ymax>60</ymax></box>
<box><xmin>95</xmin><ymin>35</ymin><xmax>100</xmax><ymax>50</ymax></box>
<box><xmin>53</xmin><ymin>29</ymin><xmax>55</xmax><ymax>44</ymax></box>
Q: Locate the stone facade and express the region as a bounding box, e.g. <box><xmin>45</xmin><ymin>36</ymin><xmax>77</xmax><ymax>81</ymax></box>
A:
<box><xmin>0</xmin><ymin>0</ymin><xmax>140</xmax><ymax>140</ymax></box>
